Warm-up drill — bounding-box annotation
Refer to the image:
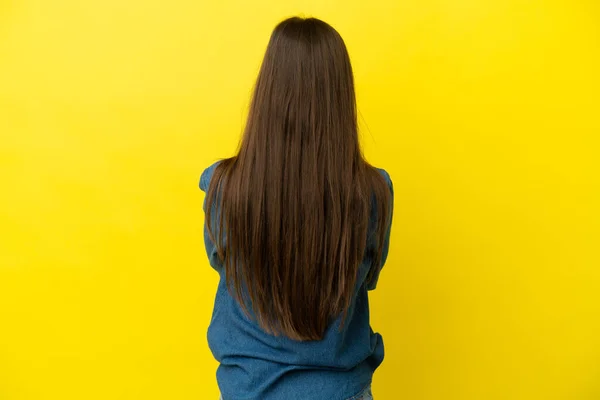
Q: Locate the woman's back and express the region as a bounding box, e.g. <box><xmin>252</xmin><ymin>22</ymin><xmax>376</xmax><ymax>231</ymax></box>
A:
<box><xmin>199</xmin><ymin>17</ymin><xmax>393</xmax><ymax>400</ymax></box>
<box><xmin>201</xmin><ymin>163</ymin><xmax>392</xmax><ymax>400</ymax></box>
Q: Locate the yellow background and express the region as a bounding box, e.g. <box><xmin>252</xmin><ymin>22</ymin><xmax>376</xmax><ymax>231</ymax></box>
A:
<box><xmin>1</xmin><ymin>0</ymin><xmax>599</xmax><ymax>399</ymax></box>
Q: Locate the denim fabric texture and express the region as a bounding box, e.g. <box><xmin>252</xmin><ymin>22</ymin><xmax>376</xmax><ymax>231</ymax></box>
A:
<box><xmin>219</xmin><ymin>384</ymin><xmax>372</xmax><ymax>400</ymax></box>
<box><xmin>347</xmin><ymin>385</ymin><xmax>374</xmax><ymax>400</ymax></box>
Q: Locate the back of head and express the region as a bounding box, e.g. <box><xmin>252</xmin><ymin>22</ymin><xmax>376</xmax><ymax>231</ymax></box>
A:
<box><xmin>206</xmin><ymin>17</ymin><xmax>391</xmax><ymax>341</ymax></box>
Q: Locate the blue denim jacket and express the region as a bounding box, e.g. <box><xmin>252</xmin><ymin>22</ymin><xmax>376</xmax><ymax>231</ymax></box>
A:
<box><xmin>200</xmin><ymin>162</ymin><xmax>393</xmax><ymax>400</ymax></box>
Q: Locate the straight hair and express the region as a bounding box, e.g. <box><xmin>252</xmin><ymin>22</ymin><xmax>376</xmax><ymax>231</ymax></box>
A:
<box><xmin>205</xmin><ymin>17</ymin><xmax>391</xmax><ymax>341</ymax></box>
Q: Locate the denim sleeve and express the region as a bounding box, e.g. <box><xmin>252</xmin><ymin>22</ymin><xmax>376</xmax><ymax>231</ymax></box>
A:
<box><xmin>200</xmin><ymin>161</ymin><xmax>224</xmax><ymax>272</ymax></box>
<box><xmin>199</xmin><ymin>162</ymin><xmax>220</xmax><ymax>193</ymax></box>
<box><xmin>203</xmin><ymin>224</ymin><xmax>222</xmax><ymax>272</ymax></box>
<box><xmin>366</xmin><ymin>169</ymin><xmax>394</xmax><ymax>291</ymax></box>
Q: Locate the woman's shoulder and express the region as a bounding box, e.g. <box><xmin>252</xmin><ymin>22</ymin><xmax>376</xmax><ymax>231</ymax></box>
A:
<box><xmin>371</xmin><ymin>166</ymin><xmax>393</xmax><ymax>191</ymax></box>
<box><xmin>375</xmin><ymin>167</ymin><xmax>391</xmax><ymax>181</ymax></box>
<box><xmin>199</xmin><ymin>160</ymin><xmax>223</xmax><ymax>192</ymax></box>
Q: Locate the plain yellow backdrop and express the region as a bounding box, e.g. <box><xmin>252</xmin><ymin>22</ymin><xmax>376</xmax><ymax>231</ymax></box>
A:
<box><xmin>1</xmin><ymin>0</ymin><xmax>599</xmax><ymax>399</ymax></box>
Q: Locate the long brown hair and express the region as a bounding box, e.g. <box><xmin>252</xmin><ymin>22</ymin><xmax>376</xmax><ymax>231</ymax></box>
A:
<box><xmin>205</xmin><ymin>17</ymin><xmax>391</xmax><ymax>341</ymax></box>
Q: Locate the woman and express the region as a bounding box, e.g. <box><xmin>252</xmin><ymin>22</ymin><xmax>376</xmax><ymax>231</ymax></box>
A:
<box><xmin>200</xmin><ymin>16</ymin><xmax>393</xmax><ymax>400</ymax></box>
